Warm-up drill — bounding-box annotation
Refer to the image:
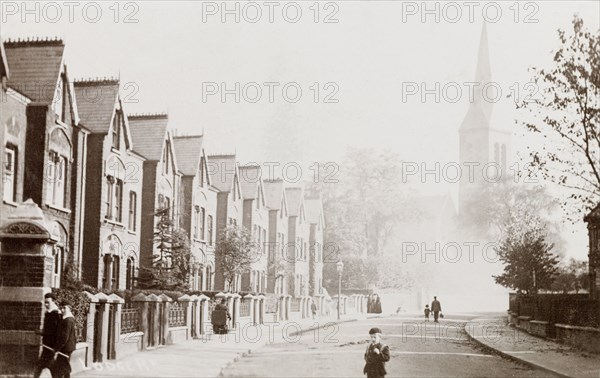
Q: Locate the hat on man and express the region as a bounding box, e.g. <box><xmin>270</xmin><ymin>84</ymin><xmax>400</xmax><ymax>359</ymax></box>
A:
<box><xmin>369</xmin><ymin>327</ymin><xmax>382</xmax><ymax>335</ymax></box>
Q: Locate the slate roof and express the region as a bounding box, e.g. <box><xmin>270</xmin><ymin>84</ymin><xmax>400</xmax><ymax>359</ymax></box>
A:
<box><xmin>207</xmin><ymin>154</ymin><xmax>237</xmax><ymax>192</ymax></box>
<box><xmin>304</xmin><ymin>197</ymin><xmax>323</xmax><ymax>225</ymax></box>
<box><xmin>238</xmin><ymin>165</ymin><xmax>262</xmax><ymax>200</ymax></box>
<box><xmin>74</xmin><ymin>79</ymin><xmax>120</xmax><ymax>134</ymax></box>
<box><xmin>263</xmin><ymin>179</ymin><xmax>286</xmax><ymax>211</ymax></box>
<box><xmin>285</xmin><ymin>187</ymin><xmax>304</xmax><ymax>217</ymax></box>
<box><xmin>4</xmin><ymin>38</ymin><xmax>64</xmax><ymax>104</ymax></box>
<box><xmin>127</xmin><ymin>114</ymin><xmax>169</xmax><ymax>161</ymax></box>
<box><xmin>173</xmin><ymin>136</ymin><xmax>204</xmax><ymax>176</ymax></box>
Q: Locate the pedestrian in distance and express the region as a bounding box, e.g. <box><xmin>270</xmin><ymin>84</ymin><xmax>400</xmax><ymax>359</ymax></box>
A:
<box><xmin>373</xmin><ymin>295</ymin><xmax>382</xmax><ymax>314</ymax></box>
<box><xmin>52</xmin><ymin>300</ymin><xmax>77</xmax><ymax>378</ymax></box>
<box><xmin>33</xmin><ymin>293</ymin><xmax>62</xmax><ymax>378</ymax></box>
<box><xmin>311</xmin><ymin>300</ymin><xmax>318</xmax><ymax>320</ymax></box>
<box><xmin>424</xmin><ymin>304</ymin><xmax>430</xmax><ymax>322</ymax></box>
<box><xmin>431</xmin><ymin>296</ymin><xmax>442</xmax><ymax>323</ymax></box>
<box><xmin>363</xmin><ymin>327</ymin><xmax>390</xmax><ymax>378</ymax></box>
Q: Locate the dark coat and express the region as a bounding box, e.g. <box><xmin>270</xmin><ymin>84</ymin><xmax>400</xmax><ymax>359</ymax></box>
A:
<box><xmin>215</xmin><ymin>303</ymin><xmax>231</xmax><ymax>320</ymax></box>
<box><xmin>363</xmin><ymin>342</ymin><xmax>390</xmax><ymax>377</ymax></box>
<box><xmin>41</xmin><ymin>310</ymin><xmax>62</xmax><ymax>348</ymax></box>
<box><xmin>431</xmin><ymin>300</ymin><xmax>442</xmax><ymax>312</ymax></box>
<box><xmin>55</xmin><ymin>316</ymin><xmax>77</xmax><ymax>354</ymax></box>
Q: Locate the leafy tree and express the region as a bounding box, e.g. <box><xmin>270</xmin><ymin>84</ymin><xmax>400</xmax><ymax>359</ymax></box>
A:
<box><xmin>460</xmin><ymin>178</ymin><xmax>564</xmax><ymax>248</ymax></box>
<box><xmin>215</xmin><ymin>224</ymin><xmax>257</xmax><ymax>292</ymax></box>
<box><xmin>551</xmin><ymin>258</ymin><xmax>589</xmax><ymax>293</ymax></box>
<box><xmin>494</xmin><ymin>223</ymin><xmax>560</xmax><ymax>294</ymax></box>
<box><xmin>519</xmin><ymin>16</ymin><xmax>600</xmax><ymax>220</ymax></box>
<box><xmin>317</xmin><ymin>147</ymin><xmax>418</xmax><ymax>290</ymax></box>
<box><xmin>137</xmin><ymin>207</ymin><xmax>192</xmax><ymax>291</ymax></box>
<box><xmin>322</xmin><ymin>255</ymin><xmax>377</xmax><ymax>294</ymax></box>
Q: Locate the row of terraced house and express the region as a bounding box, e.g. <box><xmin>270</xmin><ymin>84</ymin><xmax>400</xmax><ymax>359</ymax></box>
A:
<box><xmin>0</xmin><ymin>37</ymin><xmax>354</xmax><ymax>375</ymax></box>
<box><xmin>0</xmin><ymin>37</ymin><xmax>324</xmax><ymax>296</ymax></box>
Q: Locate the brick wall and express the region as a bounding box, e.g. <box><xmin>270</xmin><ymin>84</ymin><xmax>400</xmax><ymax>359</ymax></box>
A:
<box><xmin>0</xmin><ymin>254</ymin><xmax>52</xmax><ymax>287</ymax></box>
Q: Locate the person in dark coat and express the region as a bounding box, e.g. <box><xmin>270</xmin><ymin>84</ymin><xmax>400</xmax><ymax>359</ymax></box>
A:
<box><xmin>373</xmin><ymin>295</ymin><xmax>382</xmax><ymax>314</ymax></box>
<box><xmin>363</xmin><ymin>327</ymin><xmax>390</xmax><ymax>378</ymax></box>
<box><xmin>431</xmin><ymin>296</ymin><xmax>442</xmax><ymax>323</ymax></box>
<box><xmin>34</xmin><ymin>293</ymin><xmax>62</xmax><ymax>378</ymax></box>
<box><xmin>52</xmin><ymin>301</ymin><xmax>77</xmax><ymax>378</ymax></box>
<box><xmin>215</xmin><ymin>298</ymin><xmax>232</xmax><ymax>321</ymax></box>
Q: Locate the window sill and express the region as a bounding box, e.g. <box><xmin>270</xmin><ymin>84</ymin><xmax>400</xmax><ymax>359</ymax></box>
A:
<box><xmin>111</xmin><ymin>147</ymin><xmax>121</xmax><ymax>154</ymax></box>
<box><xmin>127</xmin><ymin>230</ymin><xmax>138</xmax><ymax>235</ymax></box>
<box><xmin>104</xmin><ymin>218</ymin><xmax>125</xmax><ymax>229</ymax></box>
<box><xmin>3</xmin><ymin>200</ymin><xmax>18</xmax><ymax>208</ymax></box>
<box><xmin>46</xmin><ymin>203</ymin><xmax>71</xmax><ymax>214</ymax></box>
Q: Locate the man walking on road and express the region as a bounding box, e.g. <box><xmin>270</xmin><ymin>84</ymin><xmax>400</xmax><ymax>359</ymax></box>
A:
<box><xmin>431</xmin><ymin>296</ymin><xmax>442</xmax><ymax>323</ymax></box>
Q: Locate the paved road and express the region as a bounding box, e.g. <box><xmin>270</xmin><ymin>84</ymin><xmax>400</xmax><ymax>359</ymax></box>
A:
<box><xmin>221</xmin><ymin>316</ymin><xmax>553</xmax><ymax>377</ymax></box>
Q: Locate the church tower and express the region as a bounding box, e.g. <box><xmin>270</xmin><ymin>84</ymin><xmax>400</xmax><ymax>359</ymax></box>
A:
<box><xmin>458</xmin><ymin>23</ymin><xmax>512</xmax><ymax>215</ymax></box>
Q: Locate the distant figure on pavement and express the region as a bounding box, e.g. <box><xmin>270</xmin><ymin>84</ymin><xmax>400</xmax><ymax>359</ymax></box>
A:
<box><xmin>53</xmin><ymin>300</ymin><xmax>77</xmax><ymax>378</ymax></box>
<box><xmin>215</xmin><ymin>298</ymin><xmax>232</xmax><ymax>321</ymax></box>
<box><xmin>424</xmin><ymin>304</ymin><xmax>430</xmax><ymax>322</ymax></box>
<box><xmin>34</xmin><ymin>293</ymin><xmax>62</xmax><ymax>378</ymax></box>
<box><xmin>373</xmin><ymin>295</ymin><xmax>382</xmax><ymax>314</ymax></box>
<box><xmin>431</xmin><ymin>296</ymin><xmax>442</xmax><ymax>322</ymax></box>
<box><xmin>311</xmin><ymin>301</ymin><xmax>318</xmax><ymax>319</ymax></box>
<box><xmin>363</xmin><ymin>327</ymin><xmax>390</xmax><ymax>378</ymax></box>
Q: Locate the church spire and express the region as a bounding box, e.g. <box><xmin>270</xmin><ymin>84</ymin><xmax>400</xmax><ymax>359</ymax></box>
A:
<box><xmin>459</xmin><ymin>22</ymin><xmax>493</xmax><ymax>132</ymax></box>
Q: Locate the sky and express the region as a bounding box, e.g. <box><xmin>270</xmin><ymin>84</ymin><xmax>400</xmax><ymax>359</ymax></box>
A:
<box><xmin>2</xmin><ymin>1</ymin><xmax>599</xmax><ymax>295</ymax></box>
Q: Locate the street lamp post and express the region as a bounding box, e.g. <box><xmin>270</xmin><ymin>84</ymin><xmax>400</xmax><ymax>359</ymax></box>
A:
<box><xmin>336</xmin><ymin>260</ymin><xmax>344</xmax><ymax>321</ymax></box>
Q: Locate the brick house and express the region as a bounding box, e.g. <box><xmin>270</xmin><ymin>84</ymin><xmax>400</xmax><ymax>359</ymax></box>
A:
<box><xmin>263</xmin><ymin>179</ymin><xmax>289</xmax><ymax>295</ymax></box>
<box><xmin>75</xmin><ymin>79</ymin><xmax>145</xmax><ymax>290</ymax></box>
<box><xmin>206</xmin><ymin>154</ymin><xmax>243</xmax><ymax>291</ymax></box>
<box><xmin>285</xmin><ymin>187</ymin><xmax>310</xmax><ymax>297</ymax></box>
<box><xmin>173</xmin><ymin>135</ymin><xmax>217</xmax><ymax>291</ymax></box>
<box><xmin>1</xmin><ymin>38</ymin><xmax>31</xmax><ymax>227</ymax></box>
<box><xmin>127</xmin><ymin>114</ymin><xmax>180</xmax><ymax>271</ymax></box>
<box><xmin>238</xmin><ymin>165</ymin><xmax>269</xmax><ymax>293</ymax></box>
<box><xmin>4</xmin><ymin>38</ymin><xmax>89</xmax><ymax>286</ymax></box>
<box><xmin>304</xmin><ymin>195</ymin><xmax>325</xmax><ymax>296</ymax></box>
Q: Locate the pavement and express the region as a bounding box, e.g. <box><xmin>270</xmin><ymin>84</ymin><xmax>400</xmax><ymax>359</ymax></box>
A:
<box><xmin>464</xmin><ymin>316</ymin><xmax>600</xmax><ymax>378</ymax></box>
<box><xmin>72</xmin><ymin>313</ymin><xmax>376</xmax><ymax>378</ymax></box>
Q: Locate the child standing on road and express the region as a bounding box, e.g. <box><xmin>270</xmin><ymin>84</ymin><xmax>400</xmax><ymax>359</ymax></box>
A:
<box><xmin>424</xmin><ymin>304</ymin><xmax>430</xmax><ymax>322</ymax></box>
<box><xmin>363</xmin><ymin>328</ymin><xmax>390</xmax><ymax>378</ymax></box>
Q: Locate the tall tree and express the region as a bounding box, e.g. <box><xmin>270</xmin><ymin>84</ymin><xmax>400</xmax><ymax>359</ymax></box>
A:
<box><xmin>520</xmin><ymin>16</ymin><xmax>600</xmax><ymax>220</ymax></box>
<box><xmin>461</xmin><ymin>178</ymin><xmax>564</xmax><ymax>250</ymax></box>
<box><xmin>215</xmin><ymin>224</ymin><xmax>256</xmax><ymax>292</ymax></box>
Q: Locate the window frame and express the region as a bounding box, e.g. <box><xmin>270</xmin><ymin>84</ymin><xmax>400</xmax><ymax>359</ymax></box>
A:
<box><xmin>3</xmin><ymin>144</ymin><xmax>17</xmax><ymax>203</ymax></box>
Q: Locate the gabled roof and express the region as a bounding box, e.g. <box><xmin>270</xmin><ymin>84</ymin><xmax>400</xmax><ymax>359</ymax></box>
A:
<box><xmin>74</xmin><ymin>79</ymin><xmax>120</xmax><ymax>134</ymax></box>
<box><xmin>207</xmin><ymin>154</ymin><xmax>238</xmax><ymax>193</ymax></box>
<box><xmin>173</xmin><ymin>135</ymin><xmax>204</xmax><ymax>176</ymax></box>
<box><xmin>263</xmin><ymin>179</ymin><xmax>287</xmax><ymax>211</ymax></box>
<box><xmin>584</xmin><ymin>203</ymin><xmax>600</xmax><ymax>223</ymax></box>
<box><xmin>304</xmin><ymin>196</ymin><xmax>324</xmax><ymax>227</ymax></box>
<box><xmin>0</xmin><ymin>37</ymin><xmax>8</xmax><ymax>79</ymax></box>
<box><xmin>4</xmin><ymin>38</ymin><xmax>65</xmax><ymax>104</ymax></box>
<box><xmin>127</xmin><ymin>113</ymin><xmax>169</xmax><ymax>161</ymax></box>
<box><xmin>285</xmin><ymin>187</ymin><xmax>304</xmax><ymax>217</ymax></box>
<box><xmin>238</xmin><ymin>165</ymin><xmax>264</xmax><ymax>201</ymax></box>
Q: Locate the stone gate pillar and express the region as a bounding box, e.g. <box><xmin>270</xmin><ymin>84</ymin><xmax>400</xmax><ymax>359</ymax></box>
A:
<box><xmin>0</xmin><ymin>200</ymin><xmax>60</xmax><ymax>375</ymax></box>
<box><xmin>585</xmin><ymin>205</ymin><xmax>600</xmax><ymax>299</ymax></box>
